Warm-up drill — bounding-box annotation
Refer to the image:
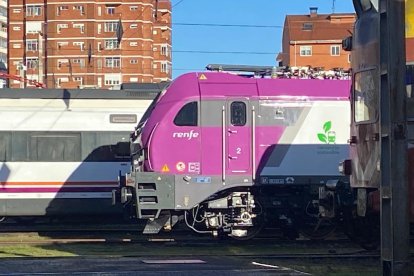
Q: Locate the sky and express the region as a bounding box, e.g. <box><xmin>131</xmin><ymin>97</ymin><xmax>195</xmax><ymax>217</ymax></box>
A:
<box><xmin>170</xmin><ymin>0</ymin><xmax>355</xmax><ymax>78</ymax></box>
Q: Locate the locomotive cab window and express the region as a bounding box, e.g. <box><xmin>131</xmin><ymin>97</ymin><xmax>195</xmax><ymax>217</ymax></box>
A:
<box><xmin>231</xmin><ymin>101</ymin><xmax>246</xmax><ymax>126</ymax></box>
<box><xmin>354</xmin><ymin>69</ymin><xmax>378</xmax><ymax>123</ymax></box>
<box><xmin>174</xmin><ymin>101</ymin><xmax>198</xmax><ymax>126</ymax></box>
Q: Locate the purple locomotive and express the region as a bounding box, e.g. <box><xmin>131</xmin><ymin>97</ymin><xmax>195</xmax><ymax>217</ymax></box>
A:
<box><xmin>118</xmin><ymin>72</ymin><xmax>352</xmax><ymax>239</ymax></box>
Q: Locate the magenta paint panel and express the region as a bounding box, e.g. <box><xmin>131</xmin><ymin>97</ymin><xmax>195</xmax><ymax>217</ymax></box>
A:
<box><xmin>140</xmin><ymin>72</ymin><xmax>350</xmax><ymax>177</ymax></box>
<box><xmin>200</xmin><ymin>127</ymin><xmax>222</xmax><ymax>175</ymax></box>
<box><xmin>198</xmin><ymin>126</ymin><xmax>284</xmax><ymax>175</ymax></box>
<box><xmin>149</xmin><ymin>122</ymin><xmax>201</xmax><ymax>174</ymax></box>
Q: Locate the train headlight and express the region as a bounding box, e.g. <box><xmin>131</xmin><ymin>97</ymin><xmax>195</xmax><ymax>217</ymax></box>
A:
<box><xmin>338</xmin><ymin>159</ymin><xmax>352</xmax><ymax>176</ymax></box>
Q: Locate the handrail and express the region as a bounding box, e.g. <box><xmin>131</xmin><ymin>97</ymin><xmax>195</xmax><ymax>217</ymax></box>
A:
<box><xmin>222</xmin><ymin>106</ymin><xmax>226</xmax><ymax>185</ymax></box>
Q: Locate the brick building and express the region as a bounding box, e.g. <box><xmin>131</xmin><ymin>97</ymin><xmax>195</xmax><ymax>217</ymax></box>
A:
<box><xmin>8</xmin><ymin>0</ymin><xmax>171</xmax><ymax>89</ymax></box>
<box><xmin>277</xmin><ymin>7</ymin><xmax>355</xmax><ymax>71</ymax></box>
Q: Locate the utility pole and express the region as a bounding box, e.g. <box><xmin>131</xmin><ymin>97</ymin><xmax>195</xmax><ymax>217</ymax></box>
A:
<box><xmin>38</xmin><ymin>31</ymin><xmax>43</xmax><ymax>85</ymax></box>
<box><xmin>379</xmin><ymin>0</ymin><xmax>409</xmax><ymax>274</ymax></box>
<box><xmin>332</xmin><ymin>0</ymin><xmax>336</xmax><ymax>13</ymax></box>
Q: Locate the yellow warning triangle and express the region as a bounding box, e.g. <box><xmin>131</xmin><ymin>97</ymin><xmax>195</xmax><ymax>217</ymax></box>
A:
<box><xmin>161</xmin><ymin>164</ymin><xmax>170</xmax><ymax>172</ymax></box>
<box><xmin>199</xmin><ymin>74</ymin><xmax>207</xmax><ymax>80</ymax></box>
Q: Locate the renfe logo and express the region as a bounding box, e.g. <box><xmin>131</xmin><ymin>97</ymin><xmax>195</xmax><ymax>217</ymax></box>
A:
<box><xmin>173</xmin><ymin>130</ymin><xmax>199</xmax><ymax>140</ymax></box>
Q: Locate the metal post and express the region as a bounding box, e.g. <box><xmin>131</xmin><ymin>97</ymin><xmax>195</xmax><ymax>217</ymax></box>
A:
<box><xmin>38</xmin><ymin>31</ymin><xmax>43</xmax><ymax>85</ymax></box>
<box><xmin>379</xmin><ymin>0</ymin><xmax>409</xmax><ymax>275</ymax></box>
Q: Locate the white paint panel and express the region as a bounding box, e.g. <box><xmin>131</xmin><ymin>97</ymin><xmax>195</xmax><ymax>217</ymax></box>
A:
<box><xmin>0</xmin><ymin>192</ymin><xmax>112</xmax><ymax>199</ymax></box>
<box><xmin>0</xmin><ymin>99</ymin><xmax>152</xmax><ymax>131</ymax></box>
<box><xmin>261</xmin><ymin>101</ymin><xmax>350</xmax><ymax>176</ymax></box>
<box><xmin>0</xmin><ymin>162</ymin><xmax>130</xmax><ymax>182</ymax></box>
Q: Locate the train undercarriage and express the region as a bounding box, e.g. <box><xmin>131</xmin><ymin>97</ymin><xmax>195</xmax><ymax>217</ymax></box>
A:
<box><xmin>118</xmin><ymin>176</ymin><xmax>379</xmax><ymax>243</ymax></box>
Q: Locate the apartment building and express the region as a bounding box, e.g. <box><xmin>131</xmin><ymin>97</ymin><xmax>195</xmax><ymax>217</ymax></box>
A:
<box><xmin>0</xmin><ymin>0</ymin><xmax>6</xmax><ymax>87</ymax></box>
<box><xmin>277</xmin><ymin>7</ymin><xmax>355</xmax><ymax>70</ymax></box>
<box><xmin>8</xmin><ymin>0</ymin><xmax>171</xmax><ymax>89</ymax></box>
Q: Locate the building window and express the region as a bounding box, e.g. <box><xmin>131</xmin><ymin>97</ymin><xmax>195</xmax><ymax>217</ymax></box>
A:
<box><xmin>57</xmin><ymin>59</ymin><xmax>68</xmax><ymax>69</ymax></box>
<box><xmin>106</xmin><ymin>7</ymin><xmax>115</xmax><ymax>14</ymax></box>
<box><xmin>72</xmin><ymin>58</ymin><xmax>85</xmax><ymax>68</ymax></box>
<box><xmin>105</xmin><ymin>39</ymin><xmax>119</xmax><ymax>49</ymax></box>
<box><xmin>57</xmin><ymin>5</ymin><xmax>68</xmax><ymax>15</ymax></box>
<box><xmin>129</xmin><ymin>42</ymin><xmax>138</xmax><ymax>46</ymax></box>
<box><xmin>57</xmin><ymin>42</ymin><xmax>68</xmax><ymax>49</ymax></box>
<box><xmin>74</xmin><ymin>77</ymin><xmax>83</xmax><ymax>85</ymax></box>
<box><xmin>26</xmin><ymin>5</ymin><xmax>42</xmax><ymax>16</ymax></box>
<box><xmin>73</xmin><ymin>23</ymin><xmax>85</xmax><ymax>33</ymax></box>
<box><xmin>161</xmin><ymin>45</ymin><xmax>168</xmax><ymax>56</ymax></box>
<box><xmin>104</xmin><ymin>22</ymin><xmax>118</xmax><ymax>32</ymax></box>
<box><xmin>104</xmin><ymin>74</ymin><xmax>121</xmax><ymax>85</ymax></box>
<box><xmin>130</xmin><ymin>6</ymin><xmax>138</xmax><ymax>11</ymax></box>
<box><xmin>130</xmin><ymin>59</ymin><xmax>137</xmax><ymax>64</ymax></box>
<box><xmin>348</xmin><ymin>54</ymin><xmax>351</xmax><ymax>63</ymax></box>
<box><xmin>26</xmin><ymin>58</ymin><xmax>38</xmax><ymax>69</ymax></box>
<box><xmin>130</xmin><ymin>24</ymin><xmax>138</xmax><ymax>29</ymax></box>
<box><xmin>331</xmin><ymin>45</ymin><xmax>340</xmax><ymax>56</ymax></box>
<box><xmin>105</xmin><ymin>57</ymin><xmax>121</xmax><ymax>68</ymax></box>
<box><xmin>13</xmin><ymin>43</ymin><xmax>21</xmax><ymax>49</ymax></box>
<box><xmin>26</xmin><ymin>40</ymin><xmax>38</xmax><ymax>51</ymax></box>
<box><xmin>13</xmin><ymin>9</ymin><xmax>21</xmax><ymax>13</ymax></box>
<box><xmin>161</xmin><ymin>62</ymin><xmax>169</xmax><ymax>73</ymax></box>
<box><xmin>13</xmin><ymin>26</ymin><xmax>21</xmax><ymax>31</ymax></box>
<box><xmin>302</xmin><ymin>22</ymin><xmax>313</xmax><ymax>31</ymax></box>
<box><xmin>57</xmin><ymin>23</ymin><xmax>68</xmax><ymax>34</ymax></box>
<box><xmin>73</xmin><ymin>5</ymin><xmax>85</xmax><ymax>15</ymax></box>
<box><xmin>0</xmin><ymin>38</ymin><xmax>5</xmax><ymax>48</ymax></box>
<box><xmin>300</xmin><ymin>46</ymin><xmax>312</xmax><ymax>56</ymax></box>
<box><xmin>73</xmin><ymin>42</ymin><xmax>85</xmax><ymax>51</ymax></box>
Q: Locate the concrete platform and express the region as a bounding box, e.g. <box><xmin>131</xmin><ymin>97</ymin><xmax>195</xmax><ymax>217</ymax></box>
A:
<box><xmin>0</xmin><ymin>256</ymin><xmax>310</xmax><ymax>275</ymax></box>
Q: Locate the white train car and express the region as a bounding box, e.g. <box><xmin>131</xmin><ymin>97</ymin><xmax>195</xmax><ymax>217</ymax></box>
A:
<box><xmin>0</xmin><ymin>88</ymin><xmax>160</xmax><ymax>217</ymax></box>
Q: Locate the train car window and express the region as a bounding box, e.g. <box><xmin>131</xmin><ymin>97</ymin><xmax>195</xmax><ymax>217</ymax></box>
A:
<box><xmin>82</xmin><ymin>132</ymin><xmax>130</xmax><ymax>162</ymax></box>
<box><xmin>231</xmin><ymin>101</ymin><xmax>246</xmax><ymax>126</ymax></box>
<box><xmin>29</xmin><ymin>134</ymin><xmax>81</xmax><ymax>161</ymax></box>
<box><xmin>4</xmin><ymin>131</ymin><xmax>131</xmax><ymax>162</ymax></box>
<box><xmin>0</xmin><ymin>132</ymin><xmax>11</xmax><ymax>161</ymax></box>
<box><xmin>174</xmin><ymin>101</ymin><xmax>198</xmax><ymax>126</ymax></box>
<box><xmin>354</xmin><ymin>69</ymin><xmax>378</xmax><ymax>123</ymax></box>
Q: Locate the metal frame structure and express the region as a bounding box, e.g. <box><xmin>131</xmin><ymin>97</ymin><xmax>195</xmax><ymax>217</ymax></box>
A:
<box><xmin>378</xmin><ymin>0</ymin><xmax>409</xmax><ymax>274</ymax></box>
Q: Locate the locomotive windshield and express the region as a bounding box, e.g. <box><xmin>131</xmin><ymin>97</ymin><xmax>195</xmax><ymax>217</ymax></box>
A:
<box><xmin>134</xmin><ymin>87</ymin><xmax>169</xmax><ymax>137</ymax></box>
<box><xmin>354</xmin><ymin>69</ymin><xmax>378</xmax><ymax>123</ymax></box>
<box><xmin>174</xmin><ymin>101</ymin><xmax>198</xmax><ymax>126</ymax></box>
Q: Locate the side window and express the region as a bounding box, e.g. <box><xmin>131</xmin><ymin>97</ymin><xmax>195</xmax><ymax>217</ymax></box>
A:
<box><xmin>231</xmin><ymin>101</ymin><xmax>246</xmax><ymax>126</ymax></box>
<box><xmin>0</xmin><ymin>132</ymin><xmax>11</xmax><ymax>161</ymax></box>
<box><xmin>82</xmin><ymin>132</ymin><xmax>130</xmax><ymax>162</ymax></box>
<box><xmin>30</xmin><ymin>134</ymin><xmax>81</xmax><ymax>161</ymax></box>
<box><xmin>174</xmin><ymin>101</ymin><xmax>198</xmax><ymax>126</ymax></box>
<box><xmin>354</xmin><ymin>69</ymin><xmax>378</xmax><ymax>123</ymax></box>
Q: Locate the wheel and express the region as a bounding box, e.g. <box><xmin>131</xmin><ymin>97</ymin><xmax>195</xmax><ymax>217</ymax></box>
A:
<box><xmin>343</xmin><ymin>209</ymin><xmax>380</xmax><ymax>250</ymax></box>
<box><xmin>299</xmin><ymin>217</ymin><xmax>337</xmax><ymax>240</ymax></box>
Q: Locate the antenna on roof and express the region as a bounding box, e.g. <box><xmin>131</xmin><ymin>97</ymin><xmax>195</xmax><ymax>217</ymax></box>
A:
<box><xmin>332</xmin><ymin>0</ymin><xmax>336</xmax><ymax>13</ymax></box>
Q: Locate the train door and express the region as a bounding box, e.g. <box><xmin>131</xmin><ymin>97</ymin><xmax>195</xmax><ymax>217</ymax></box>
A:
<box><xmin>225</xmin><ymin>99</ymin><xmax>251</xmax><ymax>175</ymax></box>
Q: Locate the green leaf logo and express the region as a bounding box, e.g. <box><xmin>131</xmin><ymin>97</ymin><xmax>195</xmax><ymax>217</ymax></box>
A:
<box><xmin>317</xmin><ymin>121</ymin><xmax>335</xmax><ymax>144</ymax></box>
<box><xmin>317</xmin><ymin>133</ymin><xmax>328</xmax><ymax>143</ymax></box>
<box><xmin>323</xmin><ymin>121</ymin><xmax>331</xmax><ymax>133</ymax></box>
